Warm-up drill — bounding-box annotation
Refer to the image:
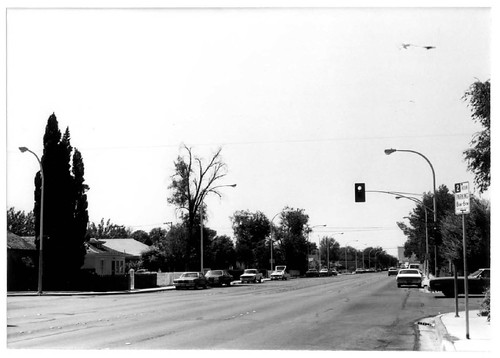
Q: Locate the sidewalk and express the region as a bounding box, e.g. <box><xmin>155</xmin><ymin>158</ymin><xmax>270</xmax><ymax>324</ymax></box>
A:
<box><xmin>436</xmin><ymin>309</ymin><xmax>491</xmax><ymax>352</ymax></box>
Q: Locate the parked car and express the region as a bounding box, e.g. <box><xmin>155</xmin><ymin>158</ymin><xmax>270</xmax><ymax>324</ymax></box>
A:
<box><xmin>331</xmin><ymin>269</ymin><xmax>339</xmax><ymax>276</ymax></box>
<box><xmin>240</xmin><ymin>269</ymin><xmax>263</xmax><ymax>283</ymax></box>
<box><xmin>319</xmin><ymin>268</ymin><xmax>335</xmax><ymax>277</ymax></box>
<box><xmin>396</xmin><ymin>269</ymin><xmax>423</xmax><ymax>288</ymax></box>
<box><xmin>173</xmin><ymin>272</ymin><xmax>208</xmax><ymax>290</ymax></box>
<box><xmin>388</xmin><ymin>267</ymin><xmax>399</xmax><ymax>276</ymax></box>
<box><xmin>305</xmin><ymin>269</ymin><xmax>320</xmax><ymax>277</ymax></box>
<box><xmin>205</xmin><ymin>270</ymin><xmax>233</xmax><ymax>286</ymax></box>
<box><xmin>270</xmin><ymin>265</ymin><xmax>290</xmax><ymax>280</ymax></box>
<box><xmin>429</xmin><ymin>268</ymin><xmax>490</xmax><ymax>298</ymax></box>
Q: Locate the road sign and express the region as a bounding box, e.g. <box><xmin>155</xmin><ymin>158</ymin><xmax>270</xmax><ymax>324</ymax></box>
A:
<box><xmin>454</xmin><ymin>182</ymin><xmax>470</xmax><ymax>215</ymax></box>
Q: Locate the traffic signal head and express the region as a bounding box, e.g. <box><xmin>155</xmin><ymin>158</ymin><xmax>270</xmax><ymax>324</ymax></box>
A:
<box><xmin>355</xmin><ymin>183</ymin><xmax>366</xmax><ymax>202</ymax></box>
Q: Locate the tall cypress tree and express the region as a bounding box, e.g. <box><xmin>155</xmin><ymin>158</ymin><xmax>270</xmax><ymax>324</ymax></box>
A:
<box><xmin>33</xmin><ymin>113</ymin><xmax>89</xmax><ymax>289</ymax></box>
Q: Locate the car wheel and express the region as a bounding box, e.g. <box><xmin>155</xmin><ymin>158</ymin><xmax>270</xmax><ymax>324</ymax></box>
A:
<box><xmin>397</xmin><ymin>283</ymin><xmax>401</xmax><ymax>288</ymax></box>
<box><xmin>259</xmin><ymin>277</ymin><xmax>262</xmax><ymax>283</ymax></box>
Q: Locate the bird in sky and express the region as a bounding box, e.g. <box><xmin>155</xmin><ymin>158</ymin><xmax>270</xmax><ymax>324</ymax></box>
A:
<box><xmin>400</xmin><ymin>43</ymin><xmax>436</xmax><ymax>50</ymax></box>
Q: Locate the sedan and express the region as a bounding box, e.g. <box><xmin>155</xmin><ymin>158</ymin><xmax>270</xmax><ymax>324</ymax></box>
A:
<box><xmin>173</xmin><ymin>272</ymin><xmax>208</xmax><ymax>290</ymax></box>
<box><xmin>205</xmin><ymin>270</ymin><xmax>233</xmax><ymax>286</ymax></box>
<box><xmin>305</xmin><ymin>269</ymin><xmax>320</xmax><ymax>277</ymax></box>
<box><xmin>319</xmin><ymin>268</ymin><xmax>334</xmax><ymax>277</ymax></box>
<box><xmin>396</xmin><ymin>269</ymin><xmax>423</xmax><ymax>288</ymax></box>
<box><xmin>388</xmin><ymin>267</ymin><xmax>399</xmax><ymax>276</ymax></box>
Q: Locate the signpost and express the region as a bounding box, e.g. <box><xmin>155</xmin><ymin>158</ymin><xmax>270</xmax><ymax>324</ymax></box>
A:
<box><xmin>455</xmin><ymin>181</ymin><xmax>470</xmax><ymax>339</ymax></box>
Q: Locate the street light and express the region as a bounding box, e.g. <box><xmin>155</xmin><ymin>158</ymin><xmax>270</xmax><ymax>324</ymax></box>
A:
<box><xmin>384</xmin><ymin>148</ymin><xmax>437</xmax><ymax>222</ymax></box>
<box><xmin>368</xmin><ymin>248</ymin><xmax>377</xmax><ymax>269</ymax></box>
<box><xmin>309</xmin><ymin>224</ymin><xmax>327</xmax><ymax>269</ymax></box>
<box><xmin>200</xmin><ymin>184</ymin><xmax>236</xmax><ymax>272</ymax></box>
<box><xmin>396</xmin><ymin>194</ymin><xmax>434</xmax><ymax>278</ymax></box>
<box><xmin>269</xmin><ymin>212</ymin><xmax>282</xmax><ymax>273</ymax></box>
<box><xmin>19</xmin><ymin>146</ymin><xmax>45</xmax><ymax>295</ymax></box>
<box><xmin>344</xmin><ymin>240</ymin><xmax>358</xmax><ymax>273</ymax></box>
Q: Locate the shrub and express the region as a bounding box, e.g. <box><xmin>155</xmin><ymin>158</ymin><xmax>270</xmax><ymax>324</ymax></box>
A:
<box><xmin>479</xmin><ymin>287</ymin><xmax>490</xmax><ymax>321</ymax></box>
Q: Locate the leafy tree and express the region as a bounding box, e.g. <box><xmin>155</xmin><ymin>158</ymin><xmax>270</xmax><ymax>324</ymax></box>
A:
<box><xmin>275</xmin><ymin>207</ymin><xmax>310</xmax><ymax>273</ymax></box>
<box><xmin>208</xmin><ymin>235</ymin><xmax>236</xmax><ymax>269</ymax></box>
<box><xmin>440</xmin><ymin>197</ymin><xmax>490</xmax><ymax>273</ymax></box>
<box><xmin>148</xmin><ymin>227</ymin><xmax>168</xmax><ymax>246</ymax></box>
<box><xmin>319</xmin><ymin>236</ymin><xmax>341</xmax><ymax>268</ymax></box>
<box><xmin>87</xmin><ymin>218</ymin><xmax>132</xmax><ymax>239</ymax></box>
<box><xmin>7</xmin><ymin>207</ymin><xmax>35</xmax><ymax>236</ymax></box>
<box><xmin>463</xmin><ymin>79</ymin><xmax>490</xmax><ymax>192</ymax></box>
<box><xmin>32</xmin><ymin>114</ymin><xmax>89</xmax><ymax>289</ymax></box>
<box><xmin>167</xmin><ymin>145</ymin><xmax>230</xmax><ymax>268</ymax></box>
<box><xmin>131</xmin><ymin>230</ymin><xmax>152</xmax><ymax>245</ymax></box>
<box><xmin>397</xmin><ymin>185</ymin><xmax>454</xmax><ymax>274</ymax></box>
<box><xmin>232</xmin><ymin>210</ymin><xmax>271</xmax><ymax>269</ymax></box>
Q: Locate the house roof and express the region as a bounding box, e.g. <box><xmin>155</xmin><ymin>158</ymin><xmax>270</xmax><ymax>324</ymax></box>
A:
<box><xmin>7</xmin><ymin>232</ymin><xmax>36</xmax><ymax>250</ymax></box>
<box><xmin>85</xmin><ymin>241</ymin><xmax>131</xmax><ymax>257</ymax></box>
<box><xmin>100</xmin><ymin>238</ymin><xmax>151</xmax><ymax>257</ymax></box>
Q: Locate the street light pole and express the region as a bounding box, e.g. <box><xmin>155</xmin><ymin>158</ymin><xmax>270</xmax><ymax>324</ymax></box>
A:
<box><xmin>396</xmin><ymin>194</ymin><xmax>434</xmax><ymax>278</ymax></box>
<box><xmin>344</xmin><ymin>240</ymin><xmax>358</xmax><ymax>273</ymax></box>
<box><xmin>19</xmin><ymin>147</ymin><xmax>44</xmax><ymax>295</ymax></box>
<box><xmin>200</xmin><ymin>184</ymin><xmax>236</xmax><ymax>272</ymax></box>
<box><xmin>384</xmin><ymin>148</ymin><xmax>437</xmax><ymax>222</ymax></box>
<box><xmin>310</xmin><ymin>225</ymin><xmax>327</xmax><ymax>270</ymax></box>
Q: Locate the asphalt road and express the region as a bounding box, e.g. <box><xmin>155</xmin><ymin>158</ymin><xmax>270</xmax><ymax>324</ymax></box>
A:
<box><xmin>7</xmin><ymin>272</ymin><xmax>484</xmax><ymax>350</ymax></box>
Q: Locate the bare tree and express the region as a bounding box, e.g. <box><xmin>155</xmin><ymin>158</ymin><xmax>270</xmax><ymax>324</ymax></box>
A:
<box><xmin>167</xmin><ymin>145</ymin><xmax>229</xmax><ymax>267</ymax></box>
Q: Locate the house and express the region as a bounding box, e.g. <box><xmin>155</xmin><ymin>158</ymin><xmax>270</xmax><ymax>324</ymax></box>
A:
<box><xmin>100</xmin><ymin>238</ymin><xmax>151</xmax><ymax>264</ymax></box>
<box><xmin>7</xmin><ymin>232</ymin><xmax>37</xmax><ymax>290</ymax></box>
<box><xmin>82</xmin><ymin>238</ymin><xmax>129</xmax><ymax>276</ymax></box>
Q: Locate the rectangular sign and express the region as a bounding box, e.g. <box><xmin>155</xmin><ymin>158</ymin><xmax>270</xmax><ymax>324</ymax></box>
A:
<box><xmin>454</xmin><ymin>181</ymin><xmax>470</xmax><ymax>215</ymax></box>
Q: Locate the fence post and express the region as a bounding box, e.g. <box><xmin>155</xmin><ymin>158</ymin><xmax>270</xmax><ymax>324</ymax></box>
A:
<box><xmin>129</xmin><ymin>269</ymin><xmax>135</xmax><ymax>290</ymax></box>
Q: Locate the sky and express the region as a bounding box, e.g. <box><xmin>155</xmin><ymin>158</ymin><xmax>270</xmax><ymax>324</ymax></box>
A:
<box><xmin>3</xmin><ymin>2</ymin><xmax>493</xmax><ymax>258</ymax></box>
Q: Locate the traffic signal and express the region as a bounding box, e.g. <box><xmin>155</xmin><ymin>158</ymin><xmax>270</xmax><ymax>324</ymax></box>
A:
<box><xmin>355</xmin><ymin>183</ymin><xmax>365</xmax><ymax>202</ymax></box>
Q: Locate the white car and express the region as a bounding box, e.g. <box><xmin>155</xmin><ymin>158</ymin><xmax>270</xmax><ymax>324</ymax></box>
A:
<box><xmin>396</xmin><ymin>269</ymin><xmax>423</xmax><ymax>288</ymax></box>
<box><xmin>270</xmin><ymin>265</ymin><xmax>290</xmax><ymax>280</ymax></box>
<box><xmin>240</xmin><ymin>269</ymin><xmax>263</xmax><ymax>283</ymax></box>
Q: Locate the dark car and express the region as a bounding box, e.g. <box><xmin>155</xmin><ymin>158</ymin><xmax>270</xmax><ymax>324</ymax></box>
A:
<box><xmin>205</xmin><ymin>270</ymin><xmax>233</xmax><ymax>286</ymax></box>
<box><xmin>429</xmin><ymin>268</ymin><xmax>490</xmax><ymax>297</ymax></box>
<box><xmin>173</xmin><ymin>272</ymin><xmax>208</xmax><ymax>290</ymax></box>
<box><xmin>306</xmin><ymin>269</ymin><xmax>320</xmax><ymax>277</ymax></box>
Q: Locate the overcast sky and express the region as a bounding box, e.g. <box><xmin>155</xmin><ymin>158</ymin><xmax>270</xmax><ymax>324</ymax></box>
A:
<box><xmin>5</xmin><ymin>4</ymin><xmax>492</xmax><ymax>257</ymax></box>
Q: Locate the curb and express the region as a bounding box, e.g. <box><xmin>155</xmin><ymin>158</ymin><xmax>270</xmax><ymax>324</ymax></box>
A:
<box><xmin>434</xmin><ymin>314</ymin><xmax>456</xmax><ymax>351</ymax></box>
<box><xmin>7</xmin><ymin>286</ymin><xmax>175</xmax><ymax>297</ymax></box>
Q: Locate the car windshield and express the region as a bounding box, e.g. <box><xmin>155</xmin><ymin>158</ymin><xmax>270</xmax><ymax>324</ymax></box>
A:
<box><xmin>181</xmin><ymin>272</ymin><xmax>198</xmax><ymax>278</ymax></box>
<box><xmin>206</xmin><ymin>270</ymin><xmax>222</xmax><ymax>276</ymax></box>
<box><xmin>399</xmin><ymin>269</ymin><xmax>419</xmax><ymax>275</ymax></box>
<box><xmin>469</xmin><ymin>269</ymin><xmax>488</xmax><ymax>278</ymax></box>
<box><xmin>244</xmin><ymin>269</ymin><xmax>257</xmax><ymax>274</ymax></box>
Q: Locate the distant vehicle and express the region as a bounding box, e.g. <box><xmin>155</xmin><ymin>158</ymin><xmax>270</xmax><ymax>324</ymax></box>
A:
<box><xmin>270</xmin><ymin>265</ymin><xmax>290</xmax><ymax>280</ymax></box>
<box><xmin>355</xmin><ymin>268</ymin><xmax>366</xmax><ymax>274</ymax></box>
<box><xmin>240</xmin><ymin>269</ymin><xmax>263</xmax><ymax>283</ymax></box>
<box><xmin>305</xmin><ymin>269</ymin><xmax>320</xmax><ymax>277</ymax></box>
<box><xmin>173</xmin><ymin>272</ymin><xmax>208</xmax><ymax>290</ymax></box>
<box><xmin>319</xmin><ymin>268</ymin><xmax>335</xmax><ymax>277</ymax></box>
<box><xmin>408</xmin><ymin>263</ymin><xmax>421</xmax><ymax>270</ymax></box>
<box><xmin>388</xmin><ymin>267</ymin><xmax>399</xmax><ymax>276</ymax></box>
<box><xmin>429</xmin><ymin>268</ymin><xmax>490</xmax><ymax>298</ymax></box>
<box><xmin>205</xmin><ymin>270</ymin><xmax>233</xmax><ymax>286</ymax></box>
<box><xmin>331</xmin><ymin>269</ymin><xmax>339</xmax><ymax>276</ymax></box>
<box><xmin>396</xmin><ymin>269</ymin><xmax>423</xmax><ymax>288</ymax></box>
